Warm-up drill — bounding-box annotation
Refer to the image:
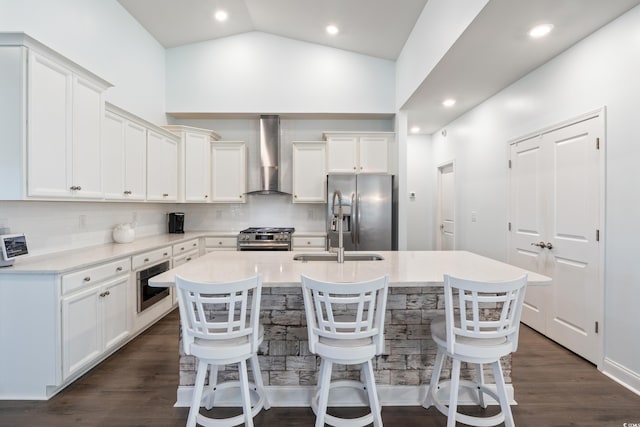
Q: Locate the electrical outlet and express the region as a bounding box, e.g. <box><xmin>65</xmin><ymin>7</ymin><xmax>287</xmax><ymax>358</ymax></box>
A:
<box><xmin>216</xmin><ymin>209</ymin><xmax>222</xmax><ymax>219</ymax></box>
<box><xmin>79</xmin><ymin>214</ymin><xmax>87</xmax><ymax>228</ymax></box>
<box><xmin>471</xmin><ymin>211</ymin><xmax>477</xmax><ymax>223</ymax></box>
<box><xmin>307</xmin><ymin>208</ymin><xmax>314</xmax><ymax>220</ymax></box>
<box><xmin>132</xmin><ymin>211</ymin><xmax>138</xmax><ymax>223</ymax></box>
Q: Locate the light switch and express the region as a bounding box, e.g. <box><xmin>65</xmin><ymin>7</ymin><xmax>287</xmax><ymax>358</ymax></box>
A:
<box><xmin>471</xmin><ymin>211</ymin><xmax>477</xmax><ymax>222</ymax></box>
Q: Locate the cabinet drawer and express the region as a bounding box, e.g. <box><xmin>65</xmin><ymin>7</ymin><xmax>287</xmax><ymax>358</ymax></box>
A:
<box><xmin>62</xmin><ymin>258</ymin><xmax>130</xmax><ymax>295</ymax></box>
<box><xmin>173</xmin><ymin>249</ymin><xmax>199</xmax><ymax>267</ymax></box>
<box><xmin>172</xmin><ymin>239</ymin><xmax>200</xmax><ymax>255</ymax></box>
<box><xmin>292</xmin><ymin>236</ymin><xmax>326</xmax><ymax>249</ymax></box>
<box><xmin>204</xmin><ymin>237</ymin><xmax>237</xmax><ymax>249</ymax></box>
<box><xmin>131</xmin><ymin>246</ymin><xmax>171</xmax><ymax>270</ymax></box>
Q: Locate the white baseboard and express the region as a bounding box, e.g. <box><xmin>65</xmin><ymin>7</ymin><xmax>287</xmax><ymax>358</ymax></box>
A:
<box><xmin>602</xmin><ymin>357</ymin><xmax>640</xmax><ymax>396</ymax></box>
<box><xmin>175</xmin><ymin>384</ymin><xmax>515</xmax><ymax>408</ymax></box>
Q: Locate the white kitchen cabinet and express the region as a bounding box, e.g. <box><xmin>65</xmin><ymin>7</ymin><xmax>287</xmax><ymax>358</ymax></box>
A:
<box><xmin>163</xmin><ymin>125</ymin><xmax>221</xmax><ymax>203</ymax></box>
<box><xmin>292</xmin><ymin>142</ymin><xmax>327</xmax><ymax>203</ymax></box>
<box><xmin>292</xmin><ymin>235</ymin><xmax>327</xmax><ymax>251</ymax></box>
<box><xmin>204</xmin><ymin>236</ymin><xmax>238</xmax><ymax>252</ymax></box>
<box><xmin>324</xmin><ymin>132</ymin><xmax>393</xmax><ymax>174</ymax></box>
<box><xmin>103</xmin><ymin>106</ymin><xmax>147</xmax><ymax>201</ymax></box>
<box><xmin>211</xmin><ymin>142</ymin><xmax>247</xmax><ymax>203</ymax></box>
<box><xmin>0</xmin><ymin>34</ymin><xmax>111</xmax><ymax>200</ymax></box>
<box><xmin>61</xmin><ymin>259</ymin><xmax>130</xmax><ymax>380</ymax></box>
<box><xmin>146</xmin><ymin>129</ymin><xmax>179</xmax><ymax>202</ymax></box>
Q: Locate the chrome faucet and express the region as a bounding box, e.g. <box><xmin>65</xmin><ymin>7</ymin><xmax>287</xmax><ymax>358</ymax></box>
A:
<box><xmin>331</xmin><ymin>190</ymin><xmax>345</xmax><ymax>263</ymax></box>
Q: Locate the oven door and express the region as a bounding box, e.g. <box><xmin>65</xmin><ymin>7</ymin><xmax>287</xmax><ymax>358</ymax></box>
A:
<box><xmin>136</xmin><ymin>260</ymin><xmax>171</xmax><ymax>312</ymax></box>
<box><xmin>237</xmin><ymin>241</ymin><xmax>291</xmax><ymax>251</ymax></box>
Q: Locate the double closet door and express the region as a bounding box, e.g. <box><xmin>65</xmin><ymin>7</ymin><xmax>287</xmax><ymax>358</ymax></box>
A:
<box><xmin>508</xmin><ymin>112</ymin><xmax>604</xmax><ymax>365</ymax></box>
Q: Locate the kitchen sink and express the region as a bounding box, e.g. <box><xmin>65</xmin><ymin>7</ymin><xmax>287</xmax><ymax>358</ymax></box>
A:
<box><xmin>293</xmin><ymin>253</ymin><xmax>384</xmax><ymax>262</ymax></box>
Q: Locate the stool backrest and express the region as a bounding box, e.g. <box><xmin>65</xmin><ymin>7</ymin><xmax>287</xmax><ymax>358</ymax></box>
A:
<box><xmin>175</xmin><ymin>274</ymin><xmax>262</xmax><ymax>355</ymax></box>
<box><xmin>443</xmin><ymin>274</ymin><xmax>528</xmax><ymax>354</ymax></box>
<box><xmin>301</xmin><ymin>274</ymin><xmax>389</xmax><ymax>354</ymax></box>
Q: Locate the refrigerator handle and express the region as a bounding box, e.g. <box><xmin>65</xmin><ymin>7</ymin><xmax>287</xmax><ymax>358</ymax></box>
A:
<box><xmin>356</xmin><ymin>193</ymin><xmax>361</xmax><ymax>244</ymax></box>
<box><xmin>350</xmin><ymin>192</ymin><xmax>356</xmax><ymax>244</ymax></box>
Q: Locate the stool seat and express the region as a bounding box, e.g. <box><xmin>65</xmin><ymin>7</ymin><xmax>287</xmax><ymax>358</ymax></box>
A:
<box><xmin>423</xmin><ymin>274</ymin><xmax>528</xmax><ymax>427</ymax></box>
<box><xmin>301</xmin><ymin>274</ymin><xmax>389</xmax><ymax>427</ymax></box>
<box><xmin>175</xmin><ymin>274</ymin><xmax>270</xmax><ymax>427</ymax></box>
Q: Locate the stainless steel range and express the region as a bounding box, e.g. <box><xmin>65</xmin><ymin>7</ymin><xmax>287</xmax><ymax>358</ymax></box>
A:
<box><xmin>237</xmin><ymin>227</ymin><xmax>295</xmax><ymax>251</ymax></box>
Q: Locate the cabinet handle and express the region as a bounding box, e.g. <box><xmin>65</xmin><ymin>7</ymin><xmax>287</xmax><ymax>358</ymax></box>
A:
<box><xmin>163</xmin><ymin>193</ymin><xmax>169</xmax><ymax>197</ymax></box>
<box><xmin>70</xmin><ymin>186</ymin><xmax>80</xmax><ymax>191</ymax></box>
<box><xmin>186</xmin><ymin>257</ymin><xmax>192</xmax><ymax>262</ymax></box>
<box><xmin>218</xmin><ymin>241</ymin><xmax>223</xmax><ymax>245</ymax></box>
<box><xmin>307</xmin><ymin>241</ymin><xmax>311</xmax><ymax>245</ymax></box>
<box><xmin>77</xmin><ymin>186</ymin><xmax>82</xmax><ymax>190</ymax></box>
<box><xmin>353</xmin><ymin>166</ymin><xmax>357</xmax><ymax>170</ymax></box>
<box><xmin>180</xmin><ymin>247</ymin><xmax>185</xmax><ymax>251</ymax></box>
<box><xmin>99</xmin><ymin>290</ymin><xmax>111</xmax><ymax>298</ymax></box>
<box><xmin>83</xmin><ymin>276</ymin><xmax>91</xmax><ymax>282</ymax></box>
<box><xmin>116</xmin><ymin>266</ymin><xmax>123</xmax><ymax>272</ymax></box>
<box><xmin>294</xmin><ymin>194</ymin><xmax>298</xmax><ymax>198</ymax></box>
<box><xmin>205</xmin><ymin>195</ymin><xmax>208</xmax><ymax>198</ymax></box>
<box><xmin>124</xmin><ymin>190</ymin><xmax>132</xmax><ymax>195</ymax></box>
<box><xmin>360</xmin><ymin>166</ymin><xmax>363</xmax><ymax>171</ymax></box>
<box><xmin>163</xmin><ymin>252</ymin><xmax>168</xmax><ymax>256</ymax></box>
<box><xmin>144</xmin><ymin>258</ymin><xmax>149</xmax><ymax>262</ymax></box>
<box><xmin>192</xmin><ymin>243</ymin><xmax>197</xmax><ymax>247</ymax></box>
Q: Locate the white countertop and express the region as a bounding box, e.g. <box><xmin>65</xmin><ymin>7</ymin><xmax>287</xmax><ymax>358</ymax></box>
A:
<box><xmin>150</xmin><ymin>250</ymin><xmax>551</xmax><ymax>287</ymax></box>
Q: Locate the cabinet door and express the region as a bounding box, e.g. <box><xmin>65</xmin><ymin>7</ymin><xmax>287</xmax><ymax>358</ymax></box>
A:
<box><xmin>71</xmin><ymin>76</ymin><xmax>104</xmax><ymax>198</ymax></box>
<box><xmin>359</xmin><ymin>136</ymin><xmax>388</xmax><ymax>173</ymax></box>
<box><xmin>327</xmin><ymin>137</ymin><xmax>358</xmax><ymax>173</ymax></box>
<box><xmin>27</xmin><ymin>51</ymin><xmax>73</xmax><ymax>198</ymax></box>
<box><xmin>123</xmin><ymin>121</ymin><xmax>147</xmax><ymax>200</ymax></box>
<box><xmin>293</xmin><ymin>142</ymin><xmax>326</xmax><ymax>203</ymax></box>
<box><xmin>211</xmin><ymin>143</ymin><xmax>246</xmax><ymax>203</ymax></box>
<box><xmin>102</xmin><ymin>276</ymin><xmax>130</xmax><ymax>351</ymax></box>
<box><xmin>147</xmin><ymin>131</ymin><xmax>178</xmax><ymax>201</ymax></box>
<box><xmin>185</xmin><ymin>132</ymin><xmax>211</xmax><ymax>202</ymax></box>
<box><xmin>102</xmin><ymin>111</ymin><xmax>126</xmax><ymax>200</ymax></box>
<box><xmin>62</xmin><ymin>286</ymin><xmax>101</xmax><ymax>379</ymax></box>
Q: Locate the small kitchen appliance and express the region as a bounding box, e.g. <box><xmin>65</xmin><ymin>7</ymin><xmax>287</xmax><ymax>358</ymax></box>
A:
<box><xmin>168</xmin><ymin>212</ymin><xmax>185</xmax><ymax>233</ymax></box>
<box><xmin>237</xmin><ymin>227</ymin><xmax>295</xmax><ymax>250</ymax></box>
<box><xmin>0</xmin><ymin>233</ymin><xmax>29</xmax><ymax>267</ymax></box>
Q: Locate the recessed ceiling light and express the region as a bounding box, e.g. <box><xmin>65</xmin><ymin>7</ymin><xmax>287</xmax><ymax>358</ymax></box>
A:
<box><xmin>528</xmin><ymin>23</ymin><xmax>553</xmax><ymax>38</ymax></box>
<box><xmin>326</xmin><ymin>24</ymin><xmax>339</xmax><ymax>35</ymax></box>
<box><xmin>410</xmin><ymin>126</ymin><xmax>421</xmax><ymax>133</ymax></box>
<box><xmin>442</xmin><ymin>98</ymin><xmax>456</xmax><ymax>107</ymax></box>
<box><xmin>214</xmin><ymin>10</ymin><xmax>228</xmax><ymax>22</ymax></box>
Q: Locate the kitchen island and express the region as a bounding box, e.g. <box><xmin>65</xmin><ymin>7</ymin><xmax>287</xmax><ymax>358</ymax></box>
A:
<box><xmin>150</xmin><ymin>250</ymin><xmax>549</xmax><ymax>407</ymax></box>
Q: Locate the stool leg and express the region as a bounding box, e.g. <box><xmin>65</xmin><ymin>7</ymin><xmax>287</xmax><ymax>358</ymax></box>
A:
<box><xmin>362</xmin><ymin>359</ymin><xmax>382</xmax><ymax>427</ymax></box>
<box><xmin>238</xmin><ymin>359</ymin><xmax>254</xmax><ymax>427</ymax></box>
<box><xmin>475</xmin><ymin>363</ymin><xmax>487</xmax><ymax>408</ymax></box>
<box><xmin>447</xmin><ymin>358</ymin><xmax>461</xmax><ymax>427</ymax></box>
<box><xmin>423</xmin><ymin>349</ymin><xmax>445</xmax><ymax>409</ymax></box>
<box><xmin>205</xmin><ymin>364</ymin><xmax>219</xmax><ymax>410</ymax></box>
<box><xmin>492</xmin><ymin>360</ymin><xmax>514</xmax><ymax>427</ymax></box>
<box><xmin>316</xmin><ymin>358</ymin><xmax>333</xmax><ymax>427</ymax></box>
<box><xmin>188</xmin><ymin>359</ymin><xmax>208</xmax><ymax>427</ymax></box>
<box><xmin>250</xmin><ymin>353</ymin><xmax>270</xmax><ymax>410</ymax></box>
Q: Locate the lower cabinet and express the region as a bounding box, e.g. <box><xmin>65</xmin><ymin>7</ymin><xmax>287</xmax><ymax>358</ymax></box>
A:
<box><xmin>204</xmin><ymin>236</ymin><xmax>238</xmax><ymax>252</ymax></box>
<box><xmin>292</xmin><ymin>235</ymin><xmax>327</xmax><ymax>252</ymax></box>
<box><xmin>61</xmin><ymin>271</ymin><xmax>130</xmax><ymax>380</ymax></box>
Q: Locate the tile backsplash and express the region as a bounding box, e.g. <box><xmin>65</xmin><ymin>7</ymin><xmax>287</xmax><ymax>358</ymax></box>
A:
<box><xmin>0</xmin><ymin>199</ymin><xmax>326</xmax><ymax>257</ymax></box>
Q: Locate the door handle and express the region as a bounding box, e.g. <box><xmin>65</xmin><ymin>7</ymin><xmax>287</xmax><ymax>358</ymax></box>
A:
<box><xmin>531</xmin><ymin>241</ymin><xmax>553</xmax><ymax>249</ymax></box>
<box><xmin>356</xmin><ymin>193</ymin><xmax>361</xmax><ymax>245</ymax></box>
<box><xmin>350</xmin><ymin>193</ymin><xmax>356</xmax><ymax>244</ymax></box>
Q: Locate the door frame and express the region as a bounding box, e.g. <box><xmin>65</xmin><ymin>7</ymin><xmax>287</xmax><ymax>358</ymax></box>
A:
<box><xmin>507</xmin><ymin>107</ymin><xmax>606</xmax><ymax>369</ymax></box>
<box><xmin>436</xmin><ymin>160</ymin><xmax>456</xmax><ymax>250</ymax></box>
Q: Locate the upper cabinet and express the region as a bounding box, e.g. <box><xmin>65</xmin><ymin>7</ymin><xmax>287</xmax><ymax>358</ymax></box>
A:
<box><xmin>103</xmin><ymin>104</ymin><xmax>147</xmax><ymax>201</ymax></box>
<box><xmin>146</xmin><ymin>129</ymin><xmax>179</xmax><ymax>202</ymax></box>
<box><xmin>0</xmin><ymin>34</ymin><xmax>112</xmax><ymax>200</ymax></box>
<box><xmin>163</xmin><ymin>125</ymin><xmax>221</xmax><ymax>203</ymax></box>
<box><xmin>323</xmin><ymin>132</ymin><xmax>394</xmax><ymax>174</ymax></box>
<box><xmin>211</xmin><ymin>142</ymin><xmax>247</xmax><ymax>203</ymax></box>
<box><xmin>292</xmin><ymin>142</ymin><xmax>327</xmax><ymax>203</ymax></box>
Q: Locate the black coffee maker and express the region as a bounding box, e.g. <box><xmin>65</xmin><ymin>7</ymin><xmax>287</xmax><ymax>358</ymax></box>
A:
<box><xmin>168</xmin><ymin>212</ymin><xmax>185</xmax><ymax>233</ymax></box>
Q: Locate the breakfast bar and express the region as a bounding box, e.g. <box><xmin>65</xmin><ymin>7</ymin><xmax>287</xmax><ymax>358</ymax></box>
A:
<box><xmin>150</xmin><ymin>250</ymin><xmax>549</xmax><ymax>407</ymax></box>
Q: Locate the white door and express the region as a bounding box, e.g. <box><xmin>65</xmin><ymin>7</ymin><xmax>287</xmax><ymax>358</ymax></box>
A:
<box><xmin>102</xmin><ymin>276</ymin><xmax>130</xmax><ymax>351</ymax></box>
<box><xmin>326</xmin><ymin>136</ymin><xmax>358</xmax><ymax>173</ymax></box>
<box><xmin>211</xmin><ymin>142</ymin><xmax>246</xmax><ymax>203</ymax></box>
<box><xmin>359</xmin><ymin>136</ymin><xmax>388</xmax><ymax>173</ymax></box>
<box><xmin>509</xmin><ymin>113</ymin><xmax>603</xmax><ymax>364</ymax></box>
<box><xmin>292</xmin><ymin>142</ymin><xmax>326</xmax><ymax>203</ymax></box>
<box><xmin>123</xmin><ymin>121</ymin><xmax>147</xmax><ymax>200</ymax></box>
<box><xmin>62</xmin><ymin>286</ymin><xmax>101</xmax><ymax>379</ymax></box>
<box><xmin>184</xmin><ymin>132</ymin><xmax>211</xmax><ymax>202</ymax></box>
<box><xmin>103</xmin><ymin>111</ymin><xmax>126</xmax><ymax>200</ymax></box>
<box><xmin>437</xmin><ymin>163</ymin><xmax>455</xmax><ymax>250</ymax></box>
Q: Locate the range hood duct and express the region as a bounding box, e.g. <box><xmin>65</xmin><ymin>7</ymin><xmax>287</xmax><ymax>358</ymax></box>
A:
<box><xmin>247</xmin><ymin>115</ymin><xmax>289</xmax><ymax>195</ymax></box>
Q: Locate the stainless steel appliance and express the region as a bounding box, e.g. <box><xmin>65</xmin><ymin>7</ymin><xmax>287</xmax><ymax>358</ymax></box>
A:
<box><xmin>327</xmin><ymin>174</ymin><xmax>395</xmax><ymax>251</ymax></box>
<box><xmin>168</xmin><ymin>212</ymin><xmax>184</xmax><ymax>233</ymax></box>
<box><xmin>237</xmin><ymin>227</ymin><xmax>295</xmax><ymax>251</ymax></box>
<box><xmin>137</xmin><ymin>260</ymin><xmax>170</xmax><ymax>312</ymax></box>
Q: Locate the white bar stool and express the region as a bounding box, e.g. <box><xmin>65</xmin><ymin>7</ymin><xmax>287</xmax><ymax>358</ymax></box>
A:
<box><xmin>423</xmin><ymin>274</ymin><xmax>528</xmax><ymax>427</ymax></box>
<box><xmin>301</xmin><ymin>274</ymin><xmax>389</xmax><ymax>427</ymax></box>
<box><xmin>175</xmin><ymin>274</ymin><xmax>270</xmax><ymax>427</ymax></box>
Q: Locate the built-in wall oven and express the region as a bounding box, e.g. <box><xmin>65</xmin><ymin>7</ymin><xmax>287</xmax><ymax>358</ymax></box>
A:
<box><xmin>237</xmin><ymin>227</ymin><xmax>295</xmax><ymax>251</ymax></box>
<box><xmin>137</xmin><ymin>260</ymin><xmax>171</xmax><ymax>312</ymax></box>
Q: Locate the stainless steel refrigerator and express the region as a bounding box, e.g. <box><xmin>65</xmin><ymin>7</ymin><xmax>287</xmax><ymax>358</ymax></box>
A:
<box><xmin>327</xmin><ymin>174</ymin><xmax>395</xmax><ymax>251</ymax></box>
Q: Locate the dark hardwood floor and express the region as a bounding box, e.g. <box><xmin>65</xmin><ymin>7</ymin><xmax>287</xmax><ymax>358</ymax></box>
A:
<box><xmin>1</xmin><ymin>309</ymin><xmax>638</xmax><ymax>426</ymax></box>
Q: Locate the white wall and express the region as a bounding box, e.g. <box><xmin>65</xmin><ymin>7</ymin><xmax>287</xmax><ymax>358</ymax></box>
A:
<box><xmin>395</xmin><ymin>0</ymin><xmax>488</xmax><ymax>109</ymax></box>
<box><xmin>166</xmin><ymin>32</ymin><xmax>395</xmax><ymax>114</ymax></box>
<box><xmin>406</xmin><ymin>134</ymin><xmax>433</xmax><ymax>250</ymax></box>
<box><xmin>0</xmin><ymin>0</ymin><xmax>167</xmax><ymax>124</ymax></box>
<box><xmin>418</xmin><ymin>5</ymin><xmax>640</xmax><ymax>389</ymax></box>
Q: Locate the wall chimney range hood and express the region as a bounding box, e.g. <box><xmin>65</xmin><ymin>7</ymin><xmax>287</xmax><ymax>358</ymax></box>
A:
<box><xmin>247</xmin><ymin>115</ymin><xmax>289</xmax><ymax>195</ymax></box>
